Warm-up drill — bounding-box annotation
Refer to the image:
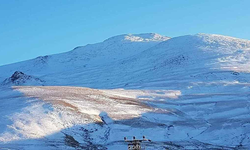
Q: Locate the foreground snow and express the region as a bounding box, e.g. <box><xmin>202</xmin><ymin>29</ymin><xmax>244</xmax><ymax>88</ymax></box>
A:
<box><xmin>0</xmin><ymin>86</ymin><xmax>249</xmax><ymax>149</ymax></box>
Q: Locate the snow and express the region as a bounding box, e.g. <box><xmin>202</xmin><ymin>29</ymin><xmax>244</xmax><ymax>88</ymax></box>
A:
<box><xmin>104</xmin><ymin>33</ymin><xmax>170</xmax><ymax>43</ymax></box>
<box><xmin>0</xmin><ymin>33</ymin><xmax>250</xmax><ymax>149</ymax></box>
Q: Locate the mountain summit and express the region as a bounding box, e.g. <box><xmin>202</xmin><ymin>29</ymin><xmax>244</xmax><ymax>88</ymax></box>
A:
<box><xmin>103</xmin><ymin>33</ymin><xmax>170</xmax><ymax>43</ymax></box>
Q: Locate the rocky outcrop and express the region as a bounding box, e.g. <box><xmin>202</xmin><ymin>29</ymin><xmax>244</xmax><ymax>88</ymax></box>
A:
<box><xmin>2</xmin><ymin>71</ymin><xmax>45</xmax><ymax>86</ymax></box>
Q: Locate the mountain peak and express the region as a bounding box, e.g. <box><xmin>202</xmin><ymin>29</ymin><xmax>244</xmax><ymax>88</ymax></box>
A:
<box><xmin>103</xmin><ymin>33</ymin><xmax>170</xmax><ymax>43</ymax></box>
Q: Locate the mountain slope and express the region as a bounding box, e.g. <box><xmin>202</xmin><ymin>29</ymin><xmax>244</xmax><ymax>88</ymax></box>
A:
<box><xmin>0</xmin><ymin>33</ymin><xmax>250</xmax><ymax>149</ymax></box>
<box><xmin>0</xmin><ymin>33</ymin><xmax>170</xmax><ymax>78</ymax></box>
<box><xmin>1</xmin><ymin>33</ymin><xmax>250</xmax><ymax>89</ymax></box>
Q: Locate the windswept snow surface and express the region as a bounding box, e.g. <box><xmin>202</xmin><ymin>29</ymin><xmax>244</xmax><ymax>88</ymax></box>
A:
<box><xmin>0</xmin><ymin>33</ymin><xmax>250</xmax><ymax>149</ymax></box>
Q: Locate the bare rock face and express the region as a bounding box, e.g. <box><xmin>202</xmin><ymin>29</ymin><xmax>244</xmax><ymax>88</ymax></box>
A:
<box><xmin>2</xmin><ymin>71</ymin><xmax>45</xmax><ymax>86</ymax></box>
<box><xmin>10</xmin><ymin>71</ymin><xmax>27</xmax><ymax>81</ymax></box>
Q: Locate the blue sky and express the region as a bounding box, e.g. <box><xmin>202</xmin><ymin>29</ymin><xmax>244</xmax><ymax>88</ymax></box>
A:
<box><xmin>0</xmin><ymin>0</ymin><xmax>249</xmax><ymax>66</ymax></box>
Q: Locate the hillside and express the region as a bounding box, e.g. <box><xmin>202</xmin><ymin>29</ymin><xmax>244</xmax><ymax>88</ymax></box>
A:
<box><xmin>0</xmin><ymin>33</ymin><xmax>250</xmax><ymax>149</ymax></box>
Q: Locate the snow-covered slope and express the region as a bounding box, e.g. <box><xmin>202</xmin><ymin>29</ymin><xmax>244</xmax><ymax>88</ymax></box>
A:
<box><xmin>0</xmin><ymin>33</ymin><xmax>170</xmax><ymax>78</ymax></box>
<box><xmin>0</xmin><ymin>33</ymin><xmax>250</xmax><ymax>149</ymax></box>
<box><xmin>1</xmin><ymin>33</ymin><xmax>249</xmax><ymax>88</ymax></box>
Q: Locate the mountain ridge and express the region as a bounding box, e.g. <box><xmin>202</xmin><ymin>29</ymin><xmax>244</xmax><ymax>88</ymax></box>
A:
<box><xmin>1</xmin><ymin>33</ymin><xmax>250</xmax><ymax>87</ymax></box>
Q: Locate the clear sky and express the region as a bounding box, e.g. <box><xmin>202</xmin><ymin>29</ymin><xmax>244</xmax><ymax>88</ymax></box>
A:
<box><xmin>0</xmin><ymin>0</ymin><xmax>250</xmax><ymax>66</ymax></box>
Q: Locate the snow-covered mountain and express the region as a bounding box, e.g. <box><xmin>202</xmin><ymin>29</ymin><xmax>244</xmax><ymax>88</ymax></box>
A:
<box><xmin>0</xmin><ymin>33</ymin><xmax>250</xmax><ymax>149</ymax></box>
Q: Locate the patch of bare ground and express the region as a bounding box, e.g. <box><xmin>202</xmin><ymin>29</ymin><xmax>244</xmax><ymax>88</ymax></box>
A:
<box><xmin>13</xmin><ymin>86</ymin><xmax>173</xmax><ymax>121</ymax></box>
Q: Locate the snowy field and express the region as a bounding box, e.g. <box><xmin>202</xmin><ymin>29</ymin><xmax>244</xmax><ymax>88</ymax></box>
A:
<box><xmin>1</xmin><ymin>86</ymin><xmax>247</xmax><ymax>149</ymax></box>
<box><xmin>0</xmin><ymin>33</ymin><xmax>250</xmax><ymax>149</ymax></box>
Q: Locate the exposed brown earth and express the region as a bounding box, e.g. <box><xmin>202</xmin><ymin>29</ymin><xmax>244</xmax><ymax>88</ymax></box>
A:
<box><xmin>13</xmin><ymin>86</ymin><xmax>179</xmax><ymax>122</ymax></box>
